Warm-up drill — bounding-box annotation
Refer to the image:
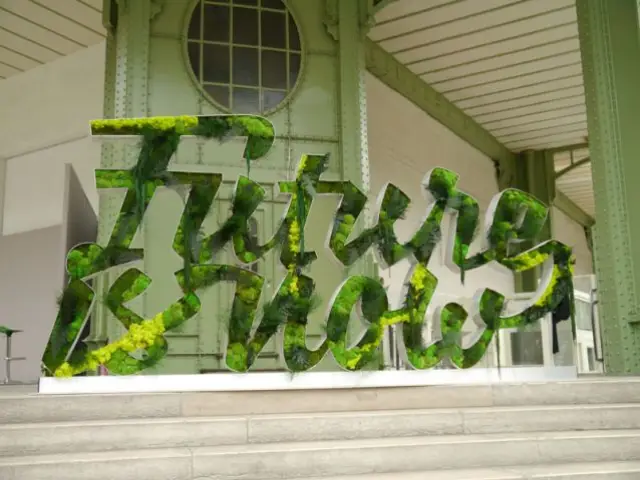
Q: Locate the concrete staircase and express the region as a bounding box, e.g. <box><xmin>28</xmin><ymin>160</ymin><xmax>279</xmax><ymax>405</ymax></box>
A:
<box><xmin>1</xmin><ymin>379</ymin><xmax>640</xmax><ymax>479</ymax></box>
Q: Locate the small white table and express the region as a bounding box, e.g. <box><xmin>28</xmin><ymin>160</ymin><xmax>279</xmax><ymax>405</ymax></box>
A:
<box><xmin>1</xmin><ymin>327</ymin><xmax>26</xmax><ymax>384</ymax></box>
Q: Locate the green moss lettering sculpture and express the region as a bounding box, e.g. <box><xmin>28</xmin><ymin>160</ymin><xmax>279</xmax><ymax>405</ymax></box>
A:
<box><xmin>42</xmin><ymin>115</ymin><xmax>574</xmax><ymax>378</ymax></box>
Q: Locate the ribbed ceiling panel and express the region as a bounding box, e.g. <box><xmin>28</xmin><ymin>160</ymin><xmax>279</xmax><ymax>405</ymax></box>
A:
<box><xmin>0</xmin><ymin>0</ymin><xmax>105</xmax><ymax>80</ymax></box>
<box><xmin>371</xmin><ymin>0</ymin><xmax>588</xmax><ymax>153</ymax></box>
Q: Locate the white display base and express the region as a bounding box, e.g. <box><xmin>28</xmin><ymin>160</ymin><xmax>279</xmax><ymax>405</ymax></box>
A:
<box><xmin>38</xmin><ymin>366</ymin><xmax>578</xmax><ymax>395</ymax></box>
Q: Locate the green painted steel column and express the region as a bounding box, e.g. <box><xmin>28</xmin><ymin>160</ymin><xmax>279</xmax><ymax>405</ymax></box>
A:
<box><xmin>90</xmin><ymin>0</ymin><xmax>154</xmax><ymax>353</ymax></box>
<box><xmin>515</xmin><ymin>150</ymin><xmax>556</xmax><ymax>241</ymax></box>
<box><xmin>510</xmin><ymin>150</ymin><xmax>556</xmax><ymax>292</ymax></box>
<box><xmin>577</xmin><ymin>0</ymin><xmax>640</xmax><ymax>374</ymax></box>
<box><xmin>334</xmin><ymin>0</ymin><xmax>376</xmax><ymax>278</ymax></box>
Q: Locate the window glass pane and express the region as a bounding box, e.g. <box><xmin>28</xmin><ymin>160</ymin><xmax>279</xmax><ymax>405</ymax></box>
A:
<box><xmin>233</xmin><ymin>47</ymin><xmax>259</xmax><ymax>86</ymax></box>
<box><xmin>261</xmin><ymin>10</ymin><xmax>286</xmax><ymax>49</ymax></box>
<box><xmin>188</xmin><ymin>2</ymin><xmax>201</xmax><ymax>39</ymax></box>
<box><xmin>288</xmin><ymin>13</ymin><xmax>300</xmax><ymax>51</ymax></box>
<box><xmin>289</xmin><ymin>53</ymin><xmax>301</xmax><ymax>89</ymax></box>
<box><xmin>232</xmin><ymin>87</ymin><xmax>260</xmax><ymax>113</ymax></box>
<box><xmin>203</xmin><ymin>4</ymin><xmax>230</xmax><ymax>42</ymax></box>
<box><xmin>261</xmin><ymin>50</ymin><xmax>286</xmax><ymax>89</ymax></box>
<box><xmin>262</xmin><ymin>90</ymin><xmax>286</xmax><ymax>111</ymax></box>
<box><xmin>187</xmin><ymin>42</ymin><xmax>200</xmax><ymax>80</ymax></box>
<box><xmin>189</xmin><ymin>0</ymin><xmax>301</xmax><ymax>113</ymax></box>
<box><xmin>262</xmin><ymin>0</ymin><xmax>285</xmax><ymax>9</ymax></box>
<box><xmin>233</xmin><ymin>7</ymin><xmax>258</xmax><ymax>44</ymax></box>
<box><xmin>202</xmin><ymin>44</ymin><xmax>230</xmax><ymax>83</ymax></box>
<box><xmin>205</xmin><ymin>84</ymin><xmax>230</xmax><ymax>108</ymax></box>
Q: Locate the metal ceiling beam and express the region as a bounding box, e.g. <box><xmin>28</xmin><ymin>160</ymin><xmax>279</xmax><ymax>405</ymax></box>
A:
<box><xmin>555</xmin><ymin>190</ymin><xmax>595</xmax><ymax>227</ymax></box>
<box><xmin>556</xmin><ymin>155</ymin><xmax>591</xmax><ymax>179</ymax></box>
<box><xmin>547</xmin><ymin>142</ymin><xmax>589</xmax><ymax>154</ymax></box>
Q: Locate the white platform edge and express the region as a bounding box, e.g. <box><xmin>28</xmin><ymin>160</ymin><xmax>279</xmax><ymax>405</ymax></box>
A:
<box><xmin>38</xmin><ymin>366</ymin><xmax>578</xmax><ymax>395</ymax></box>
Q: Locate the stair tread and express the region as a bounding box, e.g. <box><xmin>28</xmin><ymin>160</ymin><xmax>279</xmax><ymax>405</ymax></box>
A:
<box><xmin>2</xmin><ymin>402</ymin><xmax>640</xmax><ymax>430</ymax></box>
<box><xmin>292</xmin><ymin>461</ymin><xmax>640</xmax><ymax>479</ymax></box>
<box><xmin>2</xmin><ymin>428</ymin><xmax>640</xmax><ymax>465</ymax></box>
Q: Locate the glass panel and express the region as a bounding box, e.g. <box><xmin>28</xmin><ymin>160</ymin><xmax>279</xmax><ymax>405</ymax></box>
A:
<box><xmin>289</xmin><ymin>53</ymin><xmax>301</xmax><ymax>88</ymax></box>
<box><xmin>187</xmin><ymin>42</ymin><xmax>201</xmax><ymax>80</ymax></box>
<box><xmin>554</xmin><ymin>321</ymin><xmax>575</xmax><ymax>367</ymax></box>
<box><xmin>262</xmin><ymin>0</ymin><xmax>285</xmax><ymax>9</ymax></box>
<box><xmin>205</xmin><ymin>84</ymin><xmax>230</xmax><ymax>108</ymax></box>
<box><xmin>232</xmin><ymin>87</ymin><xmax>260</xmax><ymax>113</ymax></box>
<box><xmin>188</xmin><ymin>2</ymin><xmax>201</xmax><ymax>40</ymax></box>
<box><xmin>261</xmin><ymin>50</ymin><xmax>286</xmax><ymax>89</ymax></box>
<box><xmin>288</xmin><ymin>13</ymin><xmax>300</xmax><ymax>51</ymax></box>
<box><xmin>233</xmin><ymin>7</ymin><xmax>258</xmax><ymax>45</ymax></box>
<box><xmin>203</xmin><ymin>4</ymin><xmax>230</xmax><ymax>43</ymax></box>
<box><xmin>233</xmin><ymin>47</ymin><xmax>259</xmax><ymax>86</ymax></box>
<box><xmin>575</xmin><ymin>300</ymin><xmax>592</xmax><ymax>331</ymax></box>
<box><xmin>262</xmin><ymin>89</ymin><xmax>286</xmax><ymax>111</ymax></box>
<box><xmin>587</xmin><ymin>347</ymin><xmax>595</xmax><ymax>371</ymax></box>
<box><xmin>261</xmin><ymin>10</ymin><xmax>286</xmax><ymax>49</ymax></box>
<box><xmin>510</xmin><ymin>331</ymin><xmax>544</xmax><ymax>365</ymax></box>
<box><xmin>202</xmin><ymin>44</ymin><xmax>230</xmax><ymax>83</ymax></box>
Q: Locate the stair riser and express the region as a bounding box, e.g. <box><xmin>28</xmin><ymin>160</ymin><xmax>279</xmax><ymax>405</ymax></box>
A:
<box><xmin>290</xmin><ymin>472</ymin><xmax>640</xmax><ymax>480</ymax></box>
<box><xmin>0</xmin><ymin>419</ymin><xmax>246</xmax><ymax>457</ymax></box>
<box><xmin>251</xmin><ymin>406</ymin><xmax>640</xmax><ymax>443</ymax></box>
<box><xmin>3</xmin><ymin>381</ymin><xmax>640</xmax><ymax>424</ymax></box>
<box><xmin>2</xmin><ymin>434</ymin><xmax>640</xmax><ymax>480</ymax></box>
<box><xmin>543</xmin><ymin>475</ymin><xmax>640</xmax><ymax>480</ymax></box>
<box><xmin>3</xmin><ymin>406</ymin><xmax>640</xmax><ymax>457</ymax></box>
<box><xmin>192</xmin><ymin>435</ymin><xmax>640</xmax><ymax>479</ymax></box>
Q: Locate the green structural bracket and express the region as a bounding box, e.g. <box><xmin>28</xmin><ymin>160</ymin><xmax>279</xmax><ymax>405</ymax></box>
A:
<box><xmin>372</xmin><ymin>0</ymin><xmax>398</xmax><ymax>15</ymax></box>
<box><xmin>102</xmin><ymin>0</ymin><xmax>118</xmax><ymax>30</ymax></box>
<box><xmin>554</xmin><ymin>191</ymin><xmax>595</xmax><ymax>229</ymax></box>
<box><xmin>42</xmin><ymin>115</ymin><xmax>575</xmax><ymax>378</ymax></box>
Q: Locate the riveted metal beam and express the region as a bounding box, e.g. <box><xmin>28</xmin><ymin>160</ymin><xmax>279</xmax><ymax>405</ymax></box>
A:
<box><xmin>556</xmin><ymin>156</ymin><xmax>591</xmax><ymax>179</ymax></box>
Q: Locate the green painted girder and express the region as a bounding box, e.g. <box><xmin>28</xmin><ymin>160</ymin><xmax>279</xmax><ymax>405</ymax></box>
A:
<box><xmin>555</xmin><ymin>191</ymin><xmax>595</xmax><ymax>228</ymax></box>
<box><xmin>556</xmin><ymin>156</ymin><xmax>591</xmax><ymax>179</ymax></box>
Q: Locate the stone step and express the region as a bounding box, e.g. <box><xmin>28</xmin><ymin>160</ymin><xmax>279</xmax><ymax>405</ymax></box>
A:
<box><xmin>4</xmin><ymin>403</ymin><xmax>640</xmax><ymax>457</ymax></box>
<box><xmin>1</xmin><ymin>430</ymin><xmax>640</xmax><ymax>479</ymax></box>
<box><xmin>3</xmin><ymin>378</ymin><xmax>640</xmax><ymax>424</ymax></box>
<box><xmin>290</xmin><ymin>461</ymin><xmax>640</xmax><ymax>480</ymax></box>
